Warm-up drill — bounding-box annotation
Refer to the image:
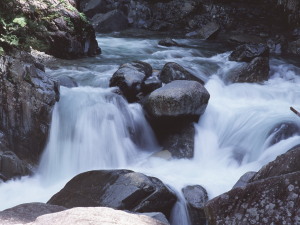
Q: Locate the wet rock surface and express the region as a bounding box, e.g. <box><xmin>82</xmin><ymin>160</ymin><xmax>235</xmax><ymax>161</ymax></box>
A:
<box><xmin>228</xmin><ymin>57</ymin><xmax>270</xmax><ymax>83</ymax></box>
<box><xmin>0</xmin><ymin>151</ymin><xmax>32</xmax><ymax>181</ymax></box>
<box><xmin>204</xmin><ymin>145</ymin><xmax>300</xmax><ymax>225</ymax></box>
<box><xmin>158</xmin><ymin>38</ymin><xmax>179</xmax><ymax>47</ymax></box>
<box><xmin>47</xmin><ymin>170</ymin><xmax>177</xmax><ymax>219</ymax></box>
<box><xmin>182</xmin><ymin>185</ymin><xmax>208</xmax><ymax>225</ymax></box>
<box><xmin>229</xmin><ymin>44</ymin><xmax>269</xmax><ymax>62</ymax></box>
<box><xmin>159</xmin><ymin>62</ymin><xmax>204</xmax><ymax>85</ymax></box>
<box><xmin>0</xmin><ymin>53</ymin><xmax>59</xmax><ymax>163</ymax></box>
<box><xmin>109</xmin><ymin>61</ymin><xmax>152</xmax><ymax>102</ymax></box>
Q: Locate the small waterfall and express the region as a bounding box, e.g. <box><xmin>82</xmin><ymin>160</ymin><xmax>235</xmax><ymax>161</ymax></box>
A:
<box><xmin>38</xmin><ymin>86</ymin><xmax>158</xmax><ymax>182</ymax></box>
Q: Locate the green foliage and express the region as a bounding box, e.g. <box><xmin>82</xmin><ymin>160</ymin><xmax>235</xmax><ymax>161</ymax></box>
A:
<box><xmin>0</xmin><ymin>47</ymin><xmax>4</xmax><ymax>55</ymax></box>
<box><xmin>13</xmin><ymin>17</ymin><xmax>27</xmax><ymax>27</ymax></box>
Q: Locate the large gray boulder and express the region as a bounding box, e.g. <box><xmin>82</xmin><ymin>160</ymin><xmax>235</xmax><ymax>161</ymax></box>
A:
<box><xmin>110</xmin><ymin>61</ymin><xmax>152</xmax><ymax>102</ymax></box>
<box><xmin>0</xmin><ymin>203</ymin><xmax>66</xmax><ymax>225</ymax></box>
<box><xmin>47</xmin><ymin>170</ymin><xmax>177</xmax><ymax>219</ymax></box>
<box><xmin>159</xmin><ymin>62</ymin><xmax>204</xmax><ymax>85</ymax></box>
<box><xmin>144</xmin><ymin>80</ymin><xmax>209</xmax><ymax>159</ymax></box>
<box><xmin>29</xmin><ymin>207</ymin><xmax>169</xmax><ymax>225</ymax></box>
<box><xmin>0</xmin><ymin>54</ymin><xmax>59</xmax><ymax>163</ymax></box>
<box><xmin>228</xmin><ymin>57</ymin><xmax>270</xmax><ymax>83</ymax></box>
<box><xmin>145</xmin><ymin>80</ymin><xmax>209</xmax><ymax>118</ymax></box>
<box><xmin>0</xmin><ymin>204</ymin><xmax>168</xmax><ymax>225</ymax></box>
<box><xmin>182</xmin><ymin>185</ymin><xmax>208</xmax><ymax>225</ymax></box>
<box><xmin>229</xmin><ymin>44</ymin><xmax>269</xmax><ymax>62</ymax></box>
<box><xmin>204</xmin><ymin>145</ymin><xmax>300</xmax><ymax>225</ymax></box>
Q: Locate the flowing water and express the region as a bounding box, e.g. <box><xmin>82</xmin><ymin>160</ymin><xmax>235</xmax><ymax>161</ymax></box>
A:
<box><xmin>1</xmin><ymin>33</ymin><xmax>300</xmax><ymax>224</ymax></box>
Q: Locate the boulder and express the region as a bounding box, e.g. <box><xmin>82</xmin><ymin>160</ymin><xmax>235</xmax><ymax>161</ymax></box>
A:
<box><xmin>145</xmin><ymin>80</ymin><xmax>209</xmax><ymax>118</ymax></box>
<box><xmin>159</xmin><ymin>62</ymin><xmax>204</xmax><ymax>85</ymax></box>
<box><xmin>28</xmin><ymin>207</ymin><xmax>169</xmax><ymax>225</ymax></box>
<box><xmin>158</xmin><ymin>38</ymin><xmax>179</xmax><ymax>47</ymax></box>
<box><xmin>204</xmin><ymin>145</ymin><xmax>300</xmax><ymax>225</ymax></box>
<box><xmin>0</xmin><ymin>151</ymin><xmax>32</xmax><ymax>181</ymax></box>
<box><xmin>182</xmin><ymin>185</ymin><xmax>208</xmax><ymax>225</ymax></box>
<box><xmin>229</xmin><ymin>44</ymin><xmax>269</xmax><ymax>62</ymax></box>
<box><xmin>0</xmin><ymin>203</ymin><xmax>66</xmax><ymax>225</ymax></box>
<box><xmin>232</xmin><ymin>171</ymin><xmax>256</xmax><ymax>189</ymax></box>
<box><xmin>227</xmin><ymin>57</ymin><xmax>270</xmax><ymax>83</ymax></box>
<box><xmin>186</xmin><ymin>22</ymin><xmax>220</xmax><ymax>40</ymax></box>
<box><xmin>110</xmin><ymin>61</ymin><xmax>152</xmax><ymax>102</ymax></box>
<box><xmin>47</xmin><ymin>170</ymin><xmax>177</xmax><ymax>219</ymax></box>
<box><xmin>0</xmin><ymin>54</ymin><xmax>59</xmax><ymax>163</ymax></box>
<box><xmin>92</xmin><ymin>10</ymin><xmax>129</xmax><ymax>33</ymax></box>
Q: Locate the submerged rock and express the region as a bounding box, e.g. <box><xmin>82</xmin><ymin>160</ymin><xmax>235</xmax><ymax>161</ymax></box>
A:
<box><xmin>229</xmin><ymin>44</ymin><xmax>269</xmax><ymax>62</ymax></box>
<box><xmin>182</xmin><ymin>185</ymin><xmax>208</xmax><ymax>225</ymax></box>
<box><xmin>47</xmin><ymin>170</ymin><xmax>177</xmax><ymax>219</ymax></box>
<box><xmin>158</xmin><ymin>38</ymin><xmax>179</xmax><ymax>47</ymax></box>
<box><xmin>57</xmin><ymin>75</ymin><xmax>78</xmax><ymax>88</ymax></box>
<box><xmin>0</xmin><ymin>54</ymin><xmax>59</xmax><ymax>163</ymax></box>
<box><xmin>159</xmin><ymin>62</ymin><xmax>204</xmax><ymax>85</ymax></box>
<box><xmin>267</xmin><ymin>122</ymin><xmax>300</xmax><ymax>147</ymax></box>
<box><xmin>110</xmin><ymin>61</ymin><xmax>152</xmax><ymax>102</ymax></box>
<box><xmin>204</xmin><ymin>145</ymin><xmax>300</xmax><ymax>225</ymax></box>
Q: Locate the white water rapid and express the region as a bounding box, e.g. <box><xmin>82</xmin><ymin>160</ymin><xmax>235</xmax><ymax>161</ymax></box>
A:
<box><xmin>1</xmin><ymin>35</ymin><xmax>300</xmax><ymax>225</ymax></box>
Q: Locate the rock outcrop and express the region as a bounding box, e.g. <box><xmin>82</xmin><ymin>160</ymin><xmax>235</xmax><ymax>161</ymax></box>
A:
<box><xmin>0</xmin><ymin>53</ymin><xmax>59</xmax><ymax>164</ymax></box>
<box><xmin>204</xmin><ymin>145</ymin><xmax>300</xmax><ymax>225</ymax></box>
<box><xmin>0</xmin><ymin>203</ymin><xmax>168</xmax><ymax>225</ymax></box>
<box><xmin>0</xmin><ymin>0</ymin><xmax>100</xmax><ymax>59</ymax></box>
<box><xmin>48</xmin><ymin>170</ymin><xmax>177</xmax><ymax>219</ymax></box>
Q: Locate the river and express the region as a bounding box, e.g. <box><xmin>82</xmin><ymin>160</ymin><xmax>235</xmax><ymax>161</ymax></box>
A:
<box><xmin>1</xmin><ymin>33</ymin><xmax>300</xmax><ymax>224</ymax></box>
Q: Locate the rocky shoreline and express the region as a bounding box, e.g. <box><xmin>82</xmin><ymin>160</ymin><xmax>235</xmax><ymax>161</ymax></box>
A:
<box><xmin>1</xmin><ymin>0</ymin><xmax>300</xmax><ymax>224</ymax></box>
